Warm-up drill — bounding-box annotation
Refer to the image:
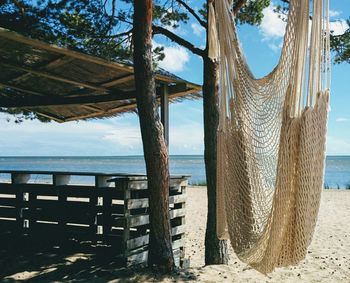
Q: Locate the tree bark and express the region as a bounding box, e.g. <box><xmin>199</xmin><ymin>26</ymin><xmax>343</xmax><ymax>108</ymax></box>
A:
<box><xmin>132</xmin><ymin>0</ymin><xmax>174</xmax><ymax>271</ymax></box>
<box><xmin>203</xmin><ymin>54</ymin><xmax>229</xmax><ymax>265</ymax></box>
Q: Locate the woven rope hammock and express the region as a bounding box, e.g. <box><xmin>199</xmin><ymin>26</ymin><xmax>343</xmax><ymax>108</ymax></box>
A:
<box><xmin>211</xmin><ymin>0</ymin><xmax>331</xmax><ymax>274</ymax></box>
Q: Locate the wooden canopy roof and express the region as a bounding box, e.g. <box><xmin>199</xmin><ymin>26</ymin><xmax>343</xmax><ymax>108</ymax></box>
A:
<box><xmin>0</xmin><ymin>28</ymin><xmax>201</xmax><ymax>123</ymax></box>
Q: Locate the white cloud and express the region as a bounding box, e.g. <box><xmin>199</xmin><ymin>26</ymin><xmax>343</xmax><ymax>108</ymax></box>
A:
<box><xmin>103</xmin><ymin>118</ymin><xmax>204</xmax><ymax>155</ymax></box>
<box><xmin>326</xmin><ymin>136</ymin><xmax>350</xmax><ymax>155</ymax></box>
<box><xmin>0</xmin><ymin>113</ymin><xmax>148</xmax><ymax>156</ymax></box>
<box><xmin>0</xmin><ymin>103</ymin><xmax>204</xmax><ymax>156</ymax></box>
<box><xmin>170</xmin><ymin>121</ymin><xmax>203</xmax><ymax>154</ymax></box>
<box><xmin>260</xmin><ymin>4</ymin><xmax>287</xmax><ymax>40</ymax></box>
<box><xmin>258</xmin><ymin>3</ymin><xmax>286</xmax><ymax>52</ymax></box>
<box><xmin>268</xmin><ymin>41</ymin><xmax>283</xmax><ymax>52</ymax></box>
<box><xmin>329</xmin><ymin>10</ymin><xmax>341</xmax><ymax>18</ymax></box>
<box><xmin>153</xmin><ymin>41</ymin><xmax>190</xmax><ymax>72</ymax></box>
<box><xmin>336</xmin><ymin>118</ymin><xmax>349</xmax><ymax>123</ymax></box>
<box><xmin>191</xmin><ymin>23</ymin><xmax>205</xmax><ymax>37</ymax></box>
<box><xmin>330</xmin><ymin>20</ymin><xmax>349</xmax><ymax>36</ymax></box>
<box><xmin>259</xmin><ymin>4</ymin><xmax>349</xmax><ymax>51</ymax></box>
<box><xmin>102</xmin><ymin>124</ymin><xmax>142</xmax><ymax>150</ymax></box>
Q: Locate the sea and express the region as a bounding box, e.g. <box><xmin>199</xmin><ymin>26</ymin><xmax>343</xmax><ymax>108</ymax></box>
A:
<box><xmin>0</xmin><ymin>155</ymin><xmax>349</xmax><ymax>188</ymax></box>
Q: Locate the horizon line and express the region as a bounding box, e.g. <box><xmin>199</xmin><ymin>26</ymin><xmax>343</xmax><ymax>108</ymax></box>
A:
<box><xmin>0</xmin><ymin>155</ymin><xmax>349</xmax><ymax>158</ymax></box>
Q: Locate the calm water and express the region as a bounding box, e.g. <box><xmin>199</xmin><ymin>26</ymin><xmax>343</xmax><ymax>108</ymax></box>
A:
<box><xmin>0</xmin><ymin>155</ymin><xmax>349</xmax><ymax>188</ymax></box>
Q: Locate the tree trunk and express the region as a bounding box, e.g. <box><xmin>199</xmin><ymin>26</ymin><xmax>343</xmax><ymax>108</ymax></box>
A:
<box><xmin>132</xmin><ymin>0</ymin><xmax>174</xmax><ymax>271</ymax></box>
<box><xmin>203</xmin><ymin>54</ymin><xmax>229</xmax><ymax>265</ymax></box>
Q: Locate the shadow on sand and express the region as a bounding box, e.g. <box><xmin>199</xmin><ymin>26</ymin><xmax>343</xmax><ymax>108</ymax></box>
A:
<box><xmin>0</xmin><ymin>233</ymin><xmax>197</xmax><ymax>282</ymax></box>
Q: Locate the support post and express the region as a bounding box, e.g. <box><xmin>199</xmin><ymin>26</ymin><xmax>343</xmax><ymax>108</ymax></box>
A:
<box><xmin>161</xmin><ymin>84</ymin><xmax>169</xmax><ymax>147</ymax></box>
<box><xmin>96</xmin><ymin>176</ymin><xmax>112</xmax><ymax>236</ymax></box>
<box><xmin>12</xmin><ymin>174</ymin><xmax>30</xmax><ymax>234</ymax></box>
<box><xmin>54</xmin><ymin>174</ymin><xmax>70</xmax><ymax>242</ymax></box>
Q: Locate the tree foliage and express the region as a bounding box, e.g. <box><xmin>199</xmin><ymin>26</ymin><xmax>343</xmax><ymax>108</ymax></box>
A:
<box><xmin>331</xmin><ymin>19</ymin><xmax>350</xmax><ymax>64</ymax></box>
<box><xmin>0</xmin><ymin>0</ymin><xmax>130</xmax><ymax>59</ymax></box>
<box><xmin>0</xmin><ymin>0</ymin><xmax>349</xmax><ymax>116</ymax></box>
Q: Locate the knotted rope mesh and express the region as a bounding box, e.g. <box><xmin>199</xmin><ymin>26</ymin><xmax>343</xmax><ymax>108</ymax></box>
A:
<box><xmin>212</xmin><ymin>0</ymin><xmax>331</xmax><ymax>274</ymax></box>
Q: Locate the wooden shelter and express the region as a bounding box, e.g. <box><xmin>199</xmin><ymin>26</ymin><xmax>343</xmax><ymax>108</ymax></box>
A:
<box><xmin>0</xmin><ymin>27</ymin><xmax>201</xmax><ymax>128</ymax></box>
<box><xmin>0</xmin><ymin>28</ymin><xmax>201</xmax><ymax>267</ymax></box>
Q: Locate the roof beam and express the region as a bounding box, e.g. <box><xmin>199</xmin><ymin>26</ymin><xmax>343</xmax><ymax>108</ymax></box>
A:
<box><xmin>81</xmin><ymin>105</ymin><xmax>103</xmax><ymax>111</ymax></box>
<box><xmin>169</xmin><ymin>88</ymin><xmax>199</xmax><ymax>98</ymax></box>
<box><xmin>0</xmin><ymin>83</ymin><xmax>195</xmax><ymax>109</ymax></box>
<box><xmin>10</xmin><ymin>56</ymin><xmax>75</xmax><ymax>84</ymax></box>
<box><xmin>24</xmin><ymin>109</ymin><xmax>65</xmax><ymax>123</ymax></box>
<box><xmin>0</xmin><ymin>61</ymin><xmax>108</xmax><ymax>92</ymax></box>
<box><xmin>63</xmin><ymin>104</ymin><xmax>137</xmax><ymax>122</ymax></box>
<box><xmin>101</xmin><ymin>74</ymin><xmax>135</xmax><ymax>88</ymax></box>
<box><xmin>0</xmin><ymin>91</ymin><xmax>135</xmax><ymax>108</ymax></box>
<box><xmin>0</xmin><ymin>82</ymin><xmax>45</xmax><ymax>96</ymax></box>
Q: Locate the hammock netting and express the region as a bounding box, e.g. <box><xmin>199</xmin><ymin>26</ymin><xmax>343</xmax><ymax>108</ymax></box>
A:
<box><xmin>211</xmin><ymin>0</ymin><xmax>331</xmax><ymax>274</ymax></box>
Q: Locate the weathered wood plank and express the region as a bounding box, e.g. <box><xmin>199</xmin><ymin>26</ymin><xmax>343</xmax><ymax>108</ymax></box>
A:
<box><xmin>171</xmin><ymin>225</ymin><xmax>185</xmax><ymax>236</ymax></box>
<box><xmin>23</xmin><ymin>209</ymin><xmax>92</xmax><ymax>225</ymax></box>
<box><xmin>127</xmin><ymin>198</ymin><xmax>148</xmax><ymax>209</ymax></box>
<box><xmin>170</xmin><ymin>179</ymin><xmax>188</xmax><ymax>189</ymax></box>
<box><xmin>169</xmin><ymin>194</ymin><xmax>186</xmax><ymax>205</ymax></box>
<box><xmin>0</xmin><ymin>207</ymin><xmax>17</xmax><ymax>218</ymax></box>
<box><xmin>0</xmin><ymin>198</ymin><xmax>16</xmax><ymax>207</ymax></box>
<box><xmin>126</xmin><ymin>250</ymin><xmax>148</xmax><ymax>266</ymax></box>
<box><xmin>128</xmin><ymin>181</ymin><xmax>148</xmax><ymax>190</ymax></box>
<box><xmin>126</xmin><ymin>194</ymin><xmax>185</xmax><ymax>210</ymax></box>
<box><xmin>173</xmin><ymin>248</ymin><xmax>181</xmax><ymax>267</ymax></box>
<box><xmin>127</xmin><ymin>234</ymin><xmax>149</xmax><ymax>250</ymax></box>
<box><xmin>1</xmin><ymin>184</ymin><xmax>58</xmax><ymax>196</ymax></box>
<box><xmin>172</xmin><ymin>239</ymin><xmax>185</xmax><ymax>250</ymax></box>
<box><xmin>30</xmin><ymin>200</ymin><xmax>95</xmax><ymax>211</ymax></box>
<box><xmin>125</xmin><ymin>208</ymin><xmax>185</xmax><ymax>228</ymax></box>
<box><xmin>0</xmin><ymin>184</ymin><xmax>18</xmax><ymax>194</ymax></box>
<box><xmin>169</xmin><ymin>208</ymin><xmax>186</xmax><ymax>219</ymax></box>
<box><xmin>128</xmin><ymin>214</ymin><xmax>149</xmax><ymax>227</ymax></box>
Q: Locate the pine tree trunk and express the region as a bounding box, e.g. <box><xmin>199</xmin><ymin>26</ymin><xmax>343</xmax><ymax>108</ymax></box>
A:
<box><xmin>203</xmin><ymin>54</ymin><xmax>229</xmax><ymax>265</ymax></box>
<box><xmin>132</xmin><ymin>0</ymin><xmax>174</xmax><ymax>271</ymax></box>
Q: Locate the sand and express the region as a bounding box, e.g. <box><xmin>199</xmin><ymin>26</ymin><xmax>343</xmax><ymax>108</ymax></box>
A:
<box><xmin>182</xmin><ymin>187</ymin><xmax>350</xmax><ymax>283</ymax></box>
<box><xmin>1</xmin><ymin>187</ymin><xmax>350</xmax><ymax>282</ymax></box>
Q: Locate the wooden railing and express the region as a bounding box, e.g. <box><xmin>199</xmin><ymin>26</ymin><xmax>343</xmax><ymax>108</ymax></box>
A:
<box><xmin>0</xmin><ymin>170</ymin><xmax>188</xmax><ymax>267</ymax></box>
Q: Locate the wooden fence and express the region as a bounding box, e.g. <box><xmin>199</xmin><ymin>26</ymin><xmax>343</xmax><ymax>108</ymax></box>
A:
<box><xmin>0</xmin><ymin>171</ymin><xmax>188</xmax><ymax>267</ymax></box>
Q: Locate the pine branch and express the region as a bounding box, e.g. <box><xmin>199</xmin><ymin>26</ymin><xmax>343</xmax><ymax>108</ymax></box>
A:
<box><xmin>175</xmin><ymin>0</ymin><xmax>207</xmax><ymax>28</ymax></box>
<box><xmin>233</xmin><ymin>0</ymin><xmax>248</xmax><ymax>15</ymax></box>
<box><xmin>99</xmin><ymin>29</ymin><xmax>133</xmax><ymax>39</ymax></box>
<box><xmin>153</xmin><ymin>25</ymin><xmax>205</xmax><ymax>57</ymax></box>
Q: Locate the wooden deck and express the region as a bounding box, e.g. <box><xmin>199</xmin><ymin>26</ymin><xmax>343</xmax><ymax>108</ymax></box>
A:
<box><xmin>0</xmin><ymin>171</ymin><xmax>188</xmax><ymax>267</ymax></box>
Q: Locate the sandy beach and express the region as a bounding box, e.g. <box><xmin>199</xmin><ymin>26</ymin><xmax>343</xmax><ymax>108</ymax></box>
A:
<box><xmin>1</xmin><ymin>187</ymin><xmax>350</xmax><ymax>282</ymax></box>
<box><xmin>182</xmin><ymin>187</ymin><xmax>350</xmax><ymax>282</ymax></box>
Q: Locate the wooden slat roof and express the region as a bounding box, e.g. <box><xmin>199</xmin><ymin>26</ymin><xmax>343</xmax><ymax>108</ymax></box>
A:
<box><xmin>0</xmin><ymin>28</ymin><xmax>201</xmax><ymax>122</ymax></box>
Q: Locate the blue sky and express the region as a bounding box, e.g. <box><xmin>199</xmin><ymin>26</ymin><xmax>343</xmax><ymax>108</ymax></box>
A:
<box><xmin>1</xmin><ymin>0</ymin><xmax>350</xmax><ymax>156</ymax></box>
